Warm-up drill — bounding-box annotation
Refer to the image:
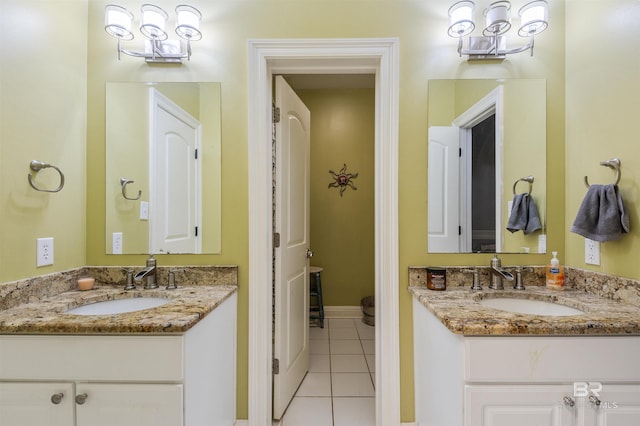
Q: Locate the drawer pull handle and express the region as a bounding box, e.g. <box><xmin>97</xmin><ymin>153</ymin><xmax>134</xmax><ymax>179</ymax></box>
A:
<box><xmin>589</xmin><ymin>394</ymin><xmax>601</xmax><ymax>407</ymax></box>
<box><xmin>75</xmin><ymin>393</ymin><xmax>88</xmax><ymax>405</ymax></box>
<box><xmin>51</xmin><ymin>393</ymin><xmax>64</xmax><ymax>405</ymax></box>
<box><xmin>563</xmin><ymin>396</ymin><xmax>575</xmax><ymax>408</ymax></box>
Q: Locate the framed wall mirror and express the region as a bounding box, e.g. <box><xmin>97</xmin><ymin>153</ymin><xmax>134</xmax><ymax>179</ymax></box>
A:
<box><xmin>105</xmin><ymin>82</ymin><xmax>221</xmax><ymax>254</ymax></box>
<box><xmin>427</xmin><ymin>79</ymin><xmax>546</xmax><ymax>254</ymax></box>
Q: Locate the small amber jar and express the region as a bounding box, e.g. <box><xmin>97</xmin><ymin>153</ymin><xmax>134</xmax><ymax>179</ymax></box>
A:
<box><xmin>426</xmin><ymin>267</ymin><xmax>446</xmax><ymax>291</ymax></box>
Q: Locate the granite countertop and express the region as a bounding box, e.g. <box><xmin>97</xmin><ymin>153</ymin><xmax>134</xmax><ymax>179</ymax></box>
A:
<box><xmin>409</xmin><ymin>285</ymin><xmax>640</xmax><ymax>336</ymax></box>
<box><xmin>0</xmin><ymin>284</ymin><xmax>237</xmax><ymax>334</ymax></box>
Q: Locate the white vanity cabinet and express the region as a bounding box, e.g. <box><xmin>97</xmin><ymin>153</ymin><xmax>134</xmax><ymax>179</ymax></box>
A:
<box><xmin>0</xmin><ymin>292</ymin><xmax>237</xmax><ymax>426</ymax></box>
<box><xmin>0</xmin><ymin>382</ymin><xmax>182</xmax><ymax>426</ymax></box>
<box><xmin>413</xmin><ymin>298</ymin><xmax>640</xmax><ymax>426</ymax></box>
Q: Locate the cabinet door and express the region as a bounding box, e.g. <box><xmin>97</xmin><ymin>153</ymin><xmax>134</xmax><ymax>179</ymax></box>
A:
<box><xmin>0</xmin><ymin>382</ymin><xmax>74</xmax><ymax>426</ymax></box>
<box><xmin>465</xmin><ymin>385</ymin><xmax>577</xmax><ymax>426</ymax></box>
<box><xmin>75</xmin><ymin>383</ymin><xmax>183</xmax><ymax>426</ymax></box>
<box><xmin>590</xmin><ymin>384</ymin><xmax>640</xmax><ymax>426</ymax></box>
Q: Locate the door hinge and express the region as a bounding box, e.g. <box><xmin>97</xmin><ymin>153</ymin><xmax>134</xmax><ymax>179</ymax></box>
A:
<box><xmin>195</xmin><ymin>226</ymin><xmax>199</xmax><ymax>237</ymax></box>
<box><xmin>195</xmin><ymin>148</ymin><xmax>198</xmax><ymax>159</ymax></box>
<box><xmin>459</xmin><ymin>147</ymin><xmax>462</xmax><ymax>157</ymax></box>
<box><xmin>458</xmin><ymin>226</ymin><xmax>462</xmax><ymax>236</ymax></box>
<box><xmin>273</xmin><ymin>358</ymin><xmax>280</xmax><ymax>375</ymax></box>
<box><xmin>273</xmin><ymin>106</ymin><xmax>280</xmax><ymax>123</ymax></box>
<box><xmin>273</xmin><ymin>232</ymin><xmax>280</xmax><ymax>248</ymax></box>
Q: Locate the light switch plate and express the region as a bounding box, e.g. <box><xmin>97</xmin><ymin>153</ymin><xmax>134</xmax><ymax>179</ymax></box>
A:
<box><xmin>585</xmin><ymin>238</ymin><xmax>601</xmax><ymax>265</ymax></box>
<box><xmin>37</xmin><ymin>237</ymin><xmax>54</xmax><ymax>267</ymax></box>
<box><xmin>112</xmin><ymin>232</ymin><xmax>123</xmax><ymax>255</ymax></box>
<box><xmin>140</xmin><ymin>201</ymin><xmax>149</xmax><ymax>220</ymax></box>
<box><xmin>538</xmin><ymin>234</ymin><xmax>546</xmax><ymax>253</ymax></box>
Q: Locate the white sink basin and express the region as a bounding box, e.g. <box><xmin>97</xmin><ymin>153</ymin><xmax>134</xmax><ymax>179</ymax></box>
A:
<box><xmin>66</xmin><ymin>297</ymin><xmax>169</xmax><ymax>315</ymax></box>
<box><xmin>479</xmin><ymin>298</ymin><xmax>585</xmax><ymax>316</ymax></box>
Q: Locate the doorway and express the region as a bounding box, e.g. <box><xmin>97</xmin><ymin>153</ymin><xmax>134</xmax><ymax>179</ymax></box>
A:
<box><xmin>275</xmin><ymin>75</ymin><xmax>376</xmax><ymax>424</ymax></box>
<box><xmin>454</xmin><ymin>86</ymin><xmax>504</xmax><ymax>253</ymax></box>
<box><xmin>247</xmin><ymin>39</ymin><xmax>400</xmax><ymax>426</ymax></box>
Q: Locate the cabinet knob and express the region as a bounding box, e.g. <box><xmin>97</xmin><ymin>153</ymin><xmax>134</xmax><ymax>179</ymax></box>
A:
<box><xmin>563</xmin><ymin>396</ymin><xmax>575</xmax><ymax>408</ymax></box>
<box><xmin>75</xmin><ymin>393</ymin><xmax>88</xmax><ymax>405</ymax></box>
<box><xmin>50</xmin><ymin>393</ymin><xmax>64</xmax><ymax>405</ymax></box>
<box><xmin>589</xmin><ymin>394</ymin><xmax>601</xmax><ymax>407</ymax></box>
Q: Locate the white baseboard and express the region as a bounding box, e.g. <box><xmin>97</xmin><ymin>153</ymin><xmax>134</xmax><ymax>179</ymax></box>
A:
<box><xmin>324</xmin><ymin>305</ymin><xmax>362</xmax><ymax>318</ymax></box>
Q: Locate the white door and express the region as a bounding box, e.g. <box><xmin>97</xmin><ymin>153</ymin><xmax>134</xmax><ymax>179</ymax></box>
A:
<box><xmin>428</xmin><ymin>126</ymin><xmax>460</xmax><ymax>253</ymax></box>
<box><xmin>272</xmin><ymin>75</ymin><xmax>311</xmax><ymax>419</ymax></box>
<box><xmin>0</xmin><ymin>382</ymin><xmax>74</xmax><ymax>426</ymax></box>
<box><xmin>150</xmin><ymin>89</ymin><xmax>201</xmax><ymax>254</ymax></box>
<box><xmin>75</xmin><ymin>383</ymin><xmax>183</xmax><ymax>426</ymax></box>
<box><xmin>465</xmin><ymin>384</ymin><xmax>577</xmax><ymax>426</ymax></box>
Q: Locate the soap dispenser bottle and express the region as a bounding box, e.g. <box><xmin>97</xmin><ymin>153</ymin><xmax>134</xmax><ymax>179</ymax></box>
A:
<box><xmin>546</xmin><ymin>251</ymin><xmax>565</xmax><ymax>290</ymax></box>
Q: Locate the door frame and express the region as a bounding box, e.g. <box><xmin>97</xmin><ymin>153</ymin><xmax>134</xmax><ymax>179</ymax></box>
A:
<box><xmin>247</xmin><ymin>38</ymin><xmax>400</xmax><ymax>426</ymax></box>
<box><xmin>452</xmin><ymin>86</ymin><xmax>504</xmax><ymax>253</ymax></box>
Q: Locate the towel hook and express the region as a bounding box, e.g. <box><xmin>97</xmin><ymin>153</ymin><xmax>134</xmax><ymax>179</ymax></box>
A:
<box><xmin>120</xmin><ymin>178</ymin><xmax>142</xmax><ymax>200</ymax></box>
<box><xmin>27</xmin><ymin>160</ymin><xmax>65</xmax><ymax>193</ymax></box>
<box><xmin>584</xmin><ymin>158</ymin><xmax>621</xmax><ymax>188</ymax></box>
<box><xmin>513</xmin><ymin>175</ymin><xmax>534</xmax><ymax>196</ymax></box>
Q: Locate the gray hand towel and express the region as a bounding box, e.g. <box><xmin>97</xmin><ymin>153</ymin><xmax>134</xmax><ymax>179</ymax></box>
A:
<box><xmin>570</xmin><ymin>184</ymin><xmax>629</xmax><ymax>242</ymax></box>
<box><xmin>507</xmin><ymin>193</ymin><xmax>542</xmax><ymax>234</ymax></box>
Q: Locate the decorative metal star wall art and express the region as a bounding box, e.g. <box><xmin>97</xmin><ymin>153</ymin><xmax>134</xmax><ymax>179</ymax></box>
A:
<box><xmin>328</xmin><ymin>163</ymin><xmax>358</xmax><ymax>197</ymax></box>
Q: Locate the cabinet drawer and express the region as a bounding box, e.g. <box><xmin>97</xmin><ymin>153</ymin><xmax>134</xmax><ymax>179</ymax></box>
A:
<box><xmin>464</xmin><ymin>336</ymin><xmax>640</xmax><ymax>382</ymax></box>
<box><xmin>0</xmin><ymin>335</ymin><xmax>183</xmax><ymax>381</ymax></box>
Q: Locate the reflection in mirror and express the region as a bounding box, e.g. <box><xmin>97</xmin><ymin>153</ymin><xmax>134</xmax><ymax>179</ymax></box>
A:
<box><xmin>428</xmin><ymin>79</ymin><xmax>546</xmax><ymax>254</ymax></box>
<box><xmin>106</xmin><ymin>82</ymin><xmax>221</xmax><ymax>254</ymax></box>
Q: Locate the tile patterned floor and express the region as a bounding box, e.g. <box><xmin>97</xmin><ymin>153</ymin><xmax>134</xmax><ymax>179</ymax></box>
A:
<box><xmin>276</xmin><ymin>318</ymin><xmax>375</xmax><ymax>426</ymax></box>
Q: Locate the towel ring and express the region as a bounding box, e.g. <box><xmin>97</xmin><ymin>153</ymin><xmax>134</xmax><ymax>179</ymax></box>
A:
<box><xmin>27</xmin><ymin>160</ymin><xmax>65</xmax><ymax>193</ymax></box>
<box><xmin>120</xmin><ymin>178</ymin><xmax>142</xmax><ymax>200</ymax></box>
<box><xmin>584</xmin><ymin>158</ymin><xmax>621</xmax><ymax>188</ymax></box>
<box><xmin>513</xmin><ymin>176</ymin><xmax>534</xmax><ymax>196</ymax></box>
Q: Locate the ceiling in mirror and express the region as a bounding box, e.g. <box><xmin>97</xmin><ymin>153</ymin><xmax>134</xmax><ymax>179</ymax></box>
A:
<box><xmin>105</xmin><ymin>82</ymin><xmax>221</xmax><ymax>254</ymax></box>
<box><xmin>427</xmin><ymin>79</ymin><xmax>546</xmax><ymax>254</ymax></box>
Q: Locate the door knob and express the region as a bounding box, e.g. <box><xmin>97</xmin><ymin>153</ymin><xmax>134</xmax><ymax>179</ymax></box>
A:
<box><xmin>75</xmin><ymin>393</ymin><xmax>88</xmax><ymax>405</ymax></box>
<box><xmin>306</xmin><ymin>249</ymin><xmax>314</xmax><ymax>258</ymax></box>
<box><xmin>50</xmin><ymin>393</ymin><xmax>64</xmax><ymax>405</ymax></box>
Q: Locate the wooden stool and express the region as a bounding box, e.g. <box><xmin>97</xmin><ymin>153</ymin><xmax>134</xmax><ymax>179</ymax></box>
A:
<box><xmin>309</xmin><ymin>266</ymin><xmax>325</xmax><ymax>328</ymax></box>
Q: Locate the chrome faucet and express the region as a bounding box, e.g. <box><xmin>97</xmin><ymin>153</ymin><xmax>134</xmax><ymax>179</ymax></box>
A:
<box><xmin>489</xmin><ymin>255</ymin><xmax>514</xmax><ymax>290</ymax></box>
<box><xmin>134</xmin><ymin>255</ymin><xmax>159</xmax><ymax>289</ymax></box>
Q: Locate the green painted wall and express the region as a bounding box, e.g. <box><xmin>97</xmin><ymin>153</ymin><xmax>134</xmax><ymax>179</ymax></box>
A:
<box><xmin>564</xmin><ymin>0</ymin><xmax>640</xmax><ymax>277</ymax></box>
<box><xmin>298</xmin><ymin>88</ymin><xmax>375</xmax><ymax>307</ymax></box>
<box><xmin>0</xmin><ymin>0</ymin><xmax>88</xmax><ymax>282</ymax></box>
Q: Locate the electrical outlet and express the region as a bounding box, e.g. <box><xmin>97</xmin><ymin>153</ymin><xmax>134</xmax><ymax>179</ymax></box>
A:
<box><xmin>585</xmin><ymin>238</ymin><xmax>601</xmax><ymax>265</ymax></box>
<box><xmin>37</xmin><ymin>237</ymin><xmax>54</xmax><ymax>267</ymax></box>
<box><xmin>112</xmin><ymin>232</ymin><xmax>123</xmax><ymax>255</ymax></box>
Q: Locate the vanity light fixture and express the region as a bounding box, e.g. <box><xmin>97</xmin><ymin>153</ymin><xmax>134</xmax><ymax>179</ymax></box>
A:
<box><xmin>447</xmin><ymin>0</ymin><xmax>548</xmax><ymax>60</ymax></box>
<box><xmin>105</xmin><ymin>3</ymin><xmax>202</xmax><ymax>63</ymax></box>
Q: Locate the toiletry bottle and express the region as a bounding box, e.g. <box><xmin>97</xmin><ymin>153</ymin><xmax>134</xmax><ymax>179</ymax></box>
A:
<box><xmin>546</xmin><ymin>251</ymin><xmax>565</xmax><ymax>290</ymax></box>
